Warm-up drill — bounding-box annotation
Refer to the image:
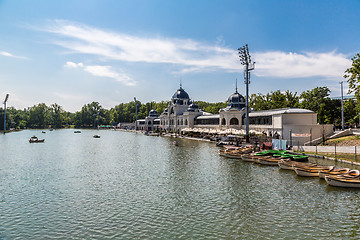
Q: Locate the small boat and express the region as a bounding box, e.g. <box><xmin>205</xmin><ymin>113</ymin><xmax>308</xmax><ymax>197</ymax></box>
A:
<box><xmin>325</xmin><ymin>170</ymin><xmax>360</xmax><ymax>188</ymax></box>
<box><xmin>93</xmin><ymin>135</ymin><xmax>100</xmax><ymax>138</ymax></box>
<box><xmin>241</xmin><ymin>153</ymin><xmax>255</xmax><ymax>162</ymax></box>
<box><xmin>74</xmin><ymin>130</ymin><xmax>81</xmax><ymax>133</ymax></box>
<box><xmin>318</xmin><ymin>167</ymin><xmax>350</xmax><ymax>179</ymax></box>
<box><xmin>42</xmin><ymin>131</ymin><xmax>46</xmax><ymax>133</ymax></box>
<box><xmin>294</xmin><ymin>166</ymin><xmax>332</xmax><ymax>177</ymax></box>
<box><xmin>29</xmin><ymin>136</ymin><xmax>45</xmax><ymax>143</ymax></box>
<box><xmin>257</xmin><ymin>157</ymin><xmax>280</xmax><ymax>166</ymax></box>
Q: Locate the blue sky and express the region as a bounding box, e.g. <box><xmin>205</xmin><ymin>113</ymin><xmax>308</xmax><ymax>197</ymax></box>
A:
<box><xmin>0</xmin><ymin>0</ymin><xmax>359</xmax><ymax>112</ymax></box>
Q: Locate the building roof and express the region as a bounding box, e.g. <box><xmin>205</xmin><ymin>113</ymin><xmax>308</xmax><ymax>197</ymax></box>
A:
<box><xmin>249</xmin><ymin>108</ymin><xmax>315</xmax><ymax>117</ymax></box>
<box><xmin>172</xmin><ymin>86</ymin><xmax>190</xmax><ymax>99</ymax></box>
<box><xmin>195</xmin><ymin>114</ymin><xmax>220</xmax><ymax>119</ymax></box>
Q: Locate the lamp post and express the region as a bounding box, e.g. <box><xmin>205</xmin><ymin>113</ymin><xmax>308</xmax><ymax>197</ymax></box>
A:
<box><xmin>238</xmin><ymin>44</ymin><xmax>255</xmax><ymax>143</ymax></box>
<box><xmin>3</xmin><ymin>94</ymin><xmax>9</xmax><ymax>134</ymax></box>
<box><xmin>134</xmin><ymin>97</ymin><xmax>138</xmax><ymax>130</ymax></box>
<box><xmin>340</xmin><ymin>81</ymin><xmax>344</xmax><ymax>131</ymax></box>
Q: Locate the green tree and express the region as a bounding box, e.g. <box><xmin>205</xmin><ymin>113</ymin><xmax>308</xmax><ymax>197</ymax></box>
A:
<box><xmin>28</xmin><ymin>103</ymin><xmax>50</xmax><ymax>128</ymax></box>
<box><xmin>345</xmin><ymin>52</ymin><xmax>360</xmax><ymax>98</ymax></box>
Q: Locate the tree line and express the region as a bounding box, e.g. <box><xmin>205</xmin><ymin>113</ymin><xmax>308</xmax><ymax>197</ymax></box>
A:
<box><xmin>1</xmin><ymin>51</ymin><xmax>360</xmax><ymax>130</ymax></box>
<box><xmin>0</xmin><ymin>85</ymin><xmax>356</xmax><ymax>130</ymax></box>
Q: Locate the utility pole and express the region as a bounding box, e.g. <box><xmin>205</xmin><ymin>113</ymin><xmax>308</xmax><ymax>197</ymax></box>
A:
<box><xmin>134</xmin><ymin>97</ymin><xmax>138</xmax><ymax>130</ymax></box>
<box><xmin>3</xmin><ymin>94</ymin><xmax>9</xmax><ymax>134</ymax></box>
<box><xmin>340</xmin><ymin>81</ymin><xmax>344</xmax><ymax>130</ymax></box>
<box><xmin>238</xmin><ymin>44</ymin><xmax>255</xmax><ymax>143</ymax></box>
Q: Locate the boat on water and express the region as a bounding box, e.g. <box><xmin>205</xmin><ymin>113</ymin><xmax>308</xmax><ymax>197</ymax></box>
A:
<box><xmin>294</xmin><ymin>166</ymin><xmax>332</xmax><ymax>177</ymax></box>
<box><xmin>278</xmin><ymin>159</ymin><xmax>316</xmax><ymax>170</ymax></box>
<box><xmin>318</xmin><ymin>167</ymin><xmax>350</xmax><ymax>179</ymax></box>
<box><xmin>29</xmin><ymin>136</ymin><xmax>45</xmax><ymax>143</ymax></box>
<box><xmin>241</xmin><ymin>153</ymin><xmax>255</xmax><ymax>162</ymax></box>
<box><xmin>93</xmin><ymin>135</ymin><xmax>100</xmax><ymax>138</ymax></box>
<box><xmin>256</xmin><ymin>156</ymin><xmax>280</xmax><ymax>166</ymax></box>
<box><xmin>74</xmin><ymin>130</ymin><xmax>81</xmax><ymax>133</ymax></box>
<box><xmin>325</xmin><ymin>170</ymin><xmax>360</xmax><ymax>188</ymax></box>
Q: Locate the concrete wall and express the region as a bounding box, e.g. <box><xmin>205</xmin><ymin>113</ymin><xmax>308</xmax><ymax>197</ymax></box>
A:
<box><xmin>294</xmin><ymin>145</ymin><xmax>360</xmax><ymax>154</ymax></box>
<box><xmin>282</xmin><ymin>113</ymin><xmax>317</xmax><ymax>125</ymax></box>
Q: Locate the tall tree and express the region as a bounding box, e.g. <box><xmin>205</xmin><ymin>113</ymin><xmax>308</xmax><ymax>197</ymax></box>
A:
<box><xmin>345</xmin><ymin>52</ymin><xmax>360</xmax><ymax>98</ymax></box>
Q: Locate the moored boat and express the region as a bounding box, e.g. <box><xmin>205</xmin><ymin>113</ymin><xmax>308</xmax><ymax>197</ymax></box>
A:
<box><xmin>241</xmin><ymin>153</ymin><xmax>255</xmax><ymax>162</ymax></box>
<box><xmin>325</xmin><ymin>170</ymin><xmax>360</xmax><ymax>188</ymax></box>
<box><xmin>319</xmin><ymin>167</ymin><xmax>350</xmax><ymax>179</ymax></box>
<box><xmin>257</xmin><ymin>157</ymin><xmax>280</xmax><ymax>166</ymax></box>
<box><xmin>294</xmin><ymin>166</ymin><xmax>332</xmax><ymax>177</ymax></box>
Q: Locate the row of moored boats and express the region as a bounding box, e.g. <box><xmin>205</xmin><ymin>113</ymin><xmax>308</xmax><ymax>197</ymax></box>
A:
<box><xmin>219</xmin><ymin>147</ymin><xmax>360</xmax><ymax>188</ymax></box>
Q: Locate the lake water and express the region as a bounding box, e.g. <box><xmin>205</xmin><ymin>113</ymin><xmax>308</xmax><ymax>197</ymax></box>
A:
<box><xmin>1</xmin><ymin>129</ymin><xmax>360</xmax><ymax>239</ymax></box>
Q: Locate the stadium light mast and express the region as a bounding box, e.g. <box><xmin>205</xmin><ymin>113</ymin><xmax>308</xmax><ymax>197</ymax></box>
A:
<box><xmin>134</xmin><ymin>97</ymin><xmax>138</xmax><ymax>130</ymax></box>
<box><xmin>3</xmin><ymin>94</ymin><xmax>9</xmax><ymax>134</ymax></box>
<box><xmin>238</xmin><ymin>44</ymin><xmax>255</xmax><ymax>143</ymax></box>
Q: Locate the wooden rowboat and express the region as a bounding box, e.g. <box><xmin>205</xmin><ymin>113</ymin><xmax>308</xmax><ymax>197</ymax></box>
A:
<box><xmin>325</xmin><ymin>170</ymin><xmax>360</xmax><ymax>188</ymax></box>
<box><xmin>294</xmin><ymin>166</ymin><xmax>332</xmax><ymax>177</ymax></box>
<box><xmin>319</xmin><ymin>167</ymin><xmax>350</xmax><ymax>179</ymax></box>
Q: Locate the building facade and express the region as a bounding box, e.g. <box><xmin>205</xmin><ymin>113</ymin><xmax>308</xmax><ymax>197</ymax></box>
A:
<box><xmin>136</xmin><ymin>85</ymin><xmax>333</xmax><ymax>144</ymax></box>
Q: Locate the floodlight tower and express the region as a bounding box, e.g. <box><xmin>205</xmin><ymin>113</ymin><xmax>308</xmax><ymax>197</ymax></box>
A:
<box><xmin>238</xmin><ymin>44</ymin><xmax>255</xmax><ymax>143</ymax></box>
<box><xmin>3</xmin><ymin>94</ymin><xmax>9</xmax><ymax>134</ymax></box>
<box><xmin>134</xmin><ymin>97</ymin><xmax>138</xmax><ymax>130</ymax></box>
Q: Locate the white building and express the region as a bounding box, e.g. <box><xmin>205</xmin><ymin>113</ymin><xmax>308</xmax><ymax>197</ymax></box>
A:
<box><xmin>136</xmin><ymin>85</ymin><xmax>333</xmax><ymax>144</ymax></box>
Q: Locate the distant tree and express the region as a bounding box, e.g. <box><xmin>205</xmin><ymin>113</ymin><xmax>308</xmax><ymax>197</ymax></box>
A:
<box><xmin>250</xmin><ymin>90</ymin><xmax>299</xmax><ymax>111</ymax></box>
<box><xmin>28</xmin><ymin>103</ymin><xmax>50</xmax><ymax>128</ymax></box>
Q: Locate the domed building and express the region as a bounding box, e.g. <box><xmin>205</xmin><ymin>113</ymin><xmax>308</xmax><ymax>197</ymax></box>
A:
<box><xmin>159</xmin><ymin>84</ymin><xmax>205</xmax><ymax>132</ymax></box>
<box><xmin>135</xmin><ymin>83</ymin><xmax>334</xmax><ymax>145</ymax></box>
<box><xmin>219</xmin><ymin>87</ymin><xmax>247</xmax><ymax>129</ymax></box>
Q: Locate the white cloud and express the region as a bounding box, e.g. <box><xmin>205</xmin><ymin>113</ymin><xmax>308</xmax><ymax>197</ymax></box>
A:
<box><xmin>64</xmin><ymin>61</ymin><xmax>83</xmax><ymax>68</ymax></box>
<box><xmin>253</xmin><ymin>51</ymin><xmax>351</xmax><ymax>80</ymax></box>
<box><xmin>84</xmin><ymin>65</ymin><xmax>136</xmax><ymax>86</ymax></box>
<box><xmin>0</xmin><ymin>51</ymin><xmax>28</xmax><ymax>59</ymax></box>
<box><xmin>64</xmin><ymin>61</ymin><xmax>136</xmax><ymax>86</ymax></box>
<box><xmin>44</xmin><ymin>20</ymin><xmax>351</xmax><ymax>80</ymax></box>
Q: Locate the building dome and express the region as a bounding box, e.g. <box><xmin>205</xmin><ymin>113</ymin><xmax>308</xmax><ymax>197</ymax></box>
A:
<box><xmin>226</xmin><ymin>91</ymin><xmax>245</xmax><ymax>110</ymax></box>
<box><xmin>187</xmin><ymin>103</ymin><xmax>199</xmax><ymax>112</ymax></box>
<box><xmin>172</xmin><ymin>86</ymin><xmax>190</xmax><ymax>100</ymax></box>
<box><xmin>148</xmin><ymin>109</ymin><xmax>158</xmax><ymax>117</ymax></box>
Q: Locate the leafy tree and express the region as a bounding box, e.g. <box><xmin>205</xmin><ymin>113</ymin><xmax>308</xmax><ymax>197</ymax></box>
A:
<box><xmin>28</xmin><ymin>103</ymin><xmax>50</xmax><ymax>128</ymax></box>
<box><xmin>345</xmin><ymin>52</ymin><xmax>360</xmax><ymax>98</ymax></box>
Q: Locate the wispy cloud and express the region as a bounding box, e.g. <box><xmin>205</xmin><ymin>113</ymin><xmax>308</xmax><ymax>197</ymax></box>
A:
<box><xmin>0</xmin><ymin>51</ymin><xmax>28</xmax><ymax>59</ymax></box>
<box><xmin>253</xmin><ymin>51</ymin><xmax>351</xmax><ymax>80</ymax></box>
<box><xmin>64</xmin><ymin>61</ymin><xmax>136</xmax><ymax>86</ymax></box>
<box><xmin>44</xmin><ymin>20</ymin><xmax>351</xmax><ymax>80</ymax></box>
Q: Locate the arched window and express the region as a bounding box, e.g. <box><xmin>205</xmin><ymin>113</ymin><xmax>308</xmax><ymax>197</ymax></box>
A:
<box><xmin>181</xmin><ymin>119</ymin><xmax>183</xmax><ymax>125</ymax></box>
<box><xmin>148</xmin><ymin>121</ymin><xmax>152</xmax><ymax>125</ymax></box>
<box><xmin>185</xmin><ymin>119</ymin><xmax>188</xmax><ymax>125</ymax></box>
<box><xmin>230</xmin><ymin>118</ymin><xmax>239</xmax><ymax>125</ymax></box>
<box><xmin>221</xmin><ymin>118</ymin><xmax>226</xmax><ymax>125</ymax></box>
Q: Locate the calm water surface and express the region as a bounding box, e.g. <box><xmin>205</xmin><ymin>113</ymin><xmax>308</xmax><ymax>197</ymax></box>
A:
<box><xmin>1</xmin><ymin>129</ymin><xmax>360</xmax><ymax>239</ymax></box>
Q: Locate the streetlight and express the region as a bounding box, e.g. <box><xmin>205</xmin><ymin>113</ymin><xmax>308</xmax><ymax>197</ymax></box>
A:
<box><xmin>3</xmin><ymin>94</ymin><xmax>9</xmax><ymax>134</ymax></box>
<box><xmin>238</xmin><ymin>44</ymin><xmax>255</xmax><ymax>143</ymax></box>
<box><xmin>134</xmin><ymin>97</ymin><xmax>138</xmax><ymax>130</ymax></box>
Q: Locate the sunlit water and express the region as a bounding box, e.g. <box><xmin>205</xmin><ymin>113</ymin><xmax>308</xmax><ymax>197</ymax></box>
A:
<box><xmin>1</xmin><ymin>129</ymin><xmax>360</xmax><ymax>239</ymax></box>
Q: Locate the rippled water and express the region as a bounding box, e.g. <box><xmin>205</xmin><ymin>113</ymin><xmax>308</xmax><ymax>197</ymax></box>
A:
<box><xmin>1</xmin><ymin>129</ymin><xmax>360</xmax><ymax>239</ymax></box>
